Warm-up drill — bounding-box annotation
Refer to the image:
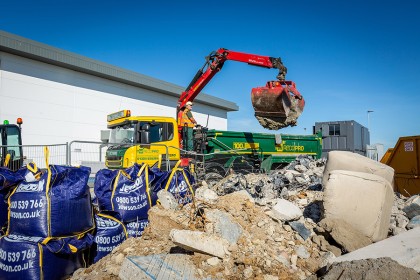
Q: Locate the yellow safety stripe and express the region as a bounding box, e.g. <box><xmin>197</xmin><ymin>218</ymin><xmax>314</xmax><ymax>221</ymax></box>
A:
<box><xmin>110</xmin><ymin>170</ymin><xmax>123</xmax><ymax>211</ymax></box>
<box><xmin>41</xmin><ymin>237</ymin><xmax>52</xmax><ymax>245</ymax></box>
<box><xmin>98</xmin><ymin>213</ymin><xmax>128</xmax><ymax>239</ymax></box>
<box><xmin>158</xmin><ymin>154</ymin><xmax>162</xmax><ymax>170</ymax></box>
<box><xmin>137</xmin><ymin>164</ymin><xmax>152</xmax><ymax>207</ymax></box>
<box><xmin>164</xmin><ymin>161</ymin><xmax>181</xmax><ymax>191</ymax></box>
<box><xmin>44</xmin><ymin>146</ymin><xmax>52</xmax><ymax>238</ymax></box>
<box><xmin>173</xmin><ymin>160</ymin><xmax>181</xmax><ymax>170</ymax></box>
<box><xmin>6</xmin><ymin>187</ymin><xmax>19</xmax><ymax>235</ymax></box>
<box><xmin>38</xmin><ymin>243</ymin><xmax>44</xmax><ymax>280</ymax></box>
<box><xmin>4</xmin><ymin>154</ymin><xmax>10</xmax><ymax>167</ymax></box>
<box><xmin>111</xmin><ymin>169</ymin><xmax>131</xmax><ymax>211</ymax></box>
<box><xmin>181</xmin><ymin>170</ymin><xmax>195</xmax><ymax>195</ymax></box>
<box><xmin>27</xmin><ymin>162</ymin><xmax>38</xmax><ymax>173</ymax></box>
<box><xmin>68</xmin><ymin>244</ymin><xmax>77</xmax><ymax>253</ymax></box>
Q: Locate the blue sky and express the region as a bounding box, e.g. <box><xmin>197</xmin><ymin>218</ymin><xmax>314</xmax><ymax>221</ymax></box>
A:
<box><xmin>1</xmin><ymin>0</ymin><xmax>419</xmax><ymax>150</ymax></box>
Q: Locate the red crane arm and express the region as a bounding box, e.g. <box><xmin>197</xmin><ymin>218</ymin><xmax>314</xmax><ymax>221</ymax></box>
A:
<box><xmin>177</xmin><ymin>48</ymin><xmax>287</xmax><ymax>110</ymax></box>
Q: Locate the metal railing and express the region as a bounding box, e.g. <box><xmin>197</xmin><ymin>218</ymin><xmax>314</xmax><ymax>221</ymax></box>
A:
<box><xmin>1</xmin><ymin>144</ymin><xmax>68</xmax><ymax>170</ymax></box>
<box><xmin>1</xmin><ymin>141</ymin><xmax>177</xmax><ymax>173</ymax></box>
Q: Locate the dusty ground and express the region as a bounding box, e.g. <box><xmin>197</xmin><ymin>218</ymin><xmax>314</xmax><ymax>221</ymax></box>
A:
<box><xmin>70</xmin><ymin>156</ymin><xmax>420</xmax><ymax>280</ymax></box>
<box><xmin>72</xmin><ymin>191</ymin><xmax>323</xmax><ymax>279</ymax></box>
<box><xmin>311</xmin><ymin>257</ymin><xmax>420</xmax><ymax>280</ymax></box>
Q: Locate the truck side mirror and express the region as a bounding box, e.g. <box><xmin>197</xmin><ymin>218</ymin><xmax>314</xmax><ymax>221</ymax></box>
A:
<box><xmin>140</xmin><ymin>124</ymin><xmax>150</xmax><ymax>144</ymax></box>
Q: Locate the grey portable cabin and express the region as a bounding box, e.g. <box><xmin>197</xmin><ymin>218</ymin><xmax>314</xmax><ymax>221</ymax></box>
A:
<box><xmin>314</xmin><ymin>120</ymin><xmax>369</xmax><ymax>158</ymax></box>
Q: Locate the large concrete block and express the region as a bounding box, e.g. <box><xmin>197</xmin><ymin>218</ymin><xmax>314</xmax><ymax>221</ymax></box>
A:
<box><xmin>322</xmin><ymin>151</ymin><xmax>394</xmax><ymax>187</ymax></box>
<box><xmin>323</xmin><ymin>170</ymin><xmax>394</xmax><ymax>242</ymax></box>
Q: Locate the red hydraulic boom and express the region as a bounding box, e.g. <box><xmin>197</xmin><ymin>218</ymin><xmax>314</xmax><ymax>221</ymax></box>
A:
<box><xmin>177</xmin><ymin>48</ymin><xmax>305</xmax><ymax>136</ymax></box>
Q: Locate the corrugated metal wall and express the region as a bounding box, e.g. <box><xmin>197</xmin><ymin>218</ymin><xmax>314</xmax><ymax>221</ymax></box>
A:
<box><xmin>315</xmin><ymin>120</ymin><xmax>369</xmax><ymax>157</ymax></box>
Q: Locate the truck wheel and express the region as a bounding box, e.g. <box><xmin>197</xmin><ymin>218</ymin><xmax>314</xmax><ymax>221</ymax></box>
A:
<box><xmin>204</xmin><ymin>162</ymin><xmax>227</xmax><ymax>177</ymax></box>
<box><xmin>204</xmin><ymin>172</ymin><xmax>224</xmax><ymax>187</ymax></box>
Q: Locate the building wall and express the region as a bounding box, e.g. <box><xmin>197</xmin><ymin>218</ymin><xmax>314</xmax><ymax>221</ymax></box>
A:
<box><xmin>0</xmin><ymin>52</ymin><xmax>228</xmax><ymax>145</ymax></box>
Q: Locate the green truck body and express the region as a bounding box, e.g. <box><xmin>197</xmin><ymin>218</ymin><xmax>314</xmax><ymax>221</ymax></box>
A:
<box><xmin>202</xmin><ymin>129</ymin><xmax>322</xmax><ymax>173</ymax></box>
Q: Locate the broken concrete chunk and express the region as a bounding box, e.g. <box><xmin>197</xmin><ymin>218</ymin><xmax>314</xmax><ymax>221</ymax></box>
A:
<box><xmin>206</xmin><ymin>257</ymin><xmax>221</xmax><ymax>266</ymax></box>
<box><xmin>225</xmin><ymin>189</ymin><xmax>255</xmax><ymax>204</ymax></box>
<box><xmin>270</xmin><ymin>199</ymin><xmax>303</xmax><ymax>222</ymax></box>
<box><xmin>319</xmin><ymin>218</ymin><xmax>372</xmax><ymax>252</ymax></box>
<box><xmin>195</xmin><ymin>186</ymin><xmax>219</xmax><ymax>204</ymax></box>
<box><xmin>243</xmin><ymin>266</ymin><xmax>254</xmax><ymax>279</ymax></box>
<box><xmin>402</xmin><ymin>196</ymin><xmax>420</xmax><ymax>219</ymax></box>
<box><xmin>157</xmin><ymin>190</ymin><xmax>179</xmax><ymax>210</ymax></box>
<box><xmin>288</xmin><ymin>221</ymin><xmax>311</xmax><ymax>240</ymax></box>
<box><xmin>294</xmin><ymin>164</ymin><xmax>308</xmax><ymax>173</ymax></box>
<box><xmin>275</xmin><ymin>254</ymin><xmax>290</xmax><ymax>267</ymax></box>
<box><xmin>319</xmin><ymin>251</ymin><xmax>336</xmax><ymax>268</ymax></box>
<box><xmin>295</xmin><ymin>245</ymin><xmax>310</xmax><ymax>259</ymax></box>
<box><xmin>295</xmin><ymin>176</ymin><xmax>309</xmax><ymax>184</ymax></box>
<box><xmin>205</xmin><ymin>209</ymin><xmax>243</xmax><ymax>245</ymax></box>
<box><xmin>169</xmin><ymin>229</ymin><xmax>230</xmax><ymax>258</ymax></box>
<box><xmin>407</xmin><ymin>215</ymin><xmax>420</xmax><ymax>230</ymax></box>
<box><xmin>394</xmin><ymin>213</ymin><xmax>410</xmax><ymax>229</ymax></box>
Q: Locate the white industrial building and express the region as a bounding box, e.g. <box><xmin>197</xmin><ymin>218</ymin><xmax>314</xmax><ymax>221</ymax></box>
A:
<box><xmin>0</xmin><ymin>30</ymin><xmax>238</xmax><ymax>145</ymax></box>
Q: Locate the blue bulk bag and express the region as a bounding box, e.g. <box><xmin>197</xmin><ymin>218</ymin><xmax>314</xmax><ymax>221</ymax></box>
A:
<box><xmin>0</xmin><ymin>190</ymin><xmax>8</xmax><ymax>235</ymax></box>
<box><xmin>0</xmin><ymin>166</ymin><xmax>26</xmax><ymax>191</ymax></box>
<box><xmin>94</xmin><ymin>164</ymin><xmax>152</xmax><ymax>223</ymax></box>
<box><xmin>0</xmin><ymin>233</ymin><xmax>92</xmax><ymax>280</ymax></box>
<box><xmin>125</xmin><ymin>219</ymin><xmax>149</xmax><ymax>238</ymax></box>
<box><xmin>0</xmin><ymin>166</ymin><xmax>28</xmax><ymax>235</ymax></box>
<box><xmin>148</xmin><ymin>167</ymin><xmax>168</xmax><ymax>205</ymax></box>
<box><xmin>7</xmin><ymin>148</ymin><xmax>95</xmax><ymax>238</ymax></box>
<box><xmin>151</xmin><ymin>161</ymin><xmax>195</xmax><ymax>205</ymax></box>
<box><xmin>93</xmin><ymin>212</ymin><xmax>127</xmax><ymax>263</ymax></box>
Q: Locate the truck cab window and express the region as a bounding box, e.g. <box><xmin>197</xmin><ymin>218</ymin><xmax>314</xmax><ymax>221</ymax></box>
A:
<box><xmin>109</xmin><ymin>124</ymin><xmax>135</xmax><ymax>144</ymax></box>
<box><xmin>139</xmin><ymin>122</ymin><xmax>173</xmax><ymax>143</ymax></box>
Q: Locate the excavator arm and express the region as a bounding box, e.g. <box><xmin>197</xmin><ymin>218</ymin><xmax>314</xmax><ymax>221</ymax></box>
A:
<box><xmin>177</xmin><ymin>48</ymin><xmax>305</xmax><ymax>132</ymax></box>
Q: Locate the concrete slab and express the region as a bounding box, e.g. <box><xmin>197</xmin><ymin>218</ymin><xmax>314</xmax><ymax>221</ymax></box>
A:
<box><xmin>119</xmin><ymin>254</ymin><xmax>209</xmax><ymax>280</ymax></box>
<box><xmin>170</xmin><ymin>229</ymin><xmax>229</xmax><ymax>258</ymax></box>
<box><xmin>331</xmin><ymin>227</ymin><xmax>420</xmax><ymax>272</ymax></box>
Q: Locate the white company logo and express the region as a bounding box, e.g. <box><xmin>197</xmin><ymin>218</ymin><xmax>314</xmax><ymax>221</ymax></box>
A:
<box><xmin>5</xmin><ymin>234</ymin><xmax>42</xmax><ymax>243</ymax></box>
<box><xmin>177</xmin><ymin>181</ymin><xmax>188</xmax><ymax>193</ymax></box>
<box><xmin>96</xmin><ymin>217</ymin><xmax>120</xmax><ymax>229</ymax></box>
<box><xmin>119</xmin><ymin>176</ymin><xmax>144</xmax><ymax>194</ymax></box>
<box><xmin>16</xmin><ymin>180</ymin><xmax>45</xmax><ymax>193</ymax></box>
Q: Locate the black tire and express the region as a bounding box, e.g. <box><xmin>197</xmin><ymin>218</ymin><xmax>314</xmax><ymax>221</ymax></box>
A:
<box><xmin>204</xmin><ymin>162</ymin><xmax>227</xmax><ymax>177</ymax></box>
<box><xmin>204</xmin><ymin>172</ymin><xmax>224</xmax><ymax>187</ymax></box>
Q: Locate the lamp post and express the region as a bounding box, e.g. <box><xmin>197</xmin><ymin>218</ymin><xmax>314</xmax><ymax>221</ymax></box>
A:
<box><xmin>367</xmin><ymin>110</ymin><xmax>374</xmax><ymax>132</ymax></box>
<box><xmin>367</xmin><ymin>110</ymin><xmax>374</xmax><ymax>159</ymax></box>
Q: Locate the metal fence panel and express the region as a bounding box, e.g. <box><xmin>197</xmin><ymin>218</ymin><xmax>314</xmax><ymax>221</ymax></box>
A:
<box><xmin>1</xmin><ymin>144</ymin><xmax>68</xmax><ymax>170</ymax></box>
<box><xmin>2</xmin><ymin>141</ymin><xmax>174</xmax><ymax>172</ymax></box>
<box><xmin>68</xmin><ymin>141</ymin><xmax>110</xmax><ymax>177</ymax></box>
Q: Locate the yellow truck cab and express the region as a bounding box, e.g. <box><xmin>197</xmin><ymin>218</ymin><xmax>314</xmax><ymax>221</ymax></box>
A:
<box><xmin>105</xmin><ymin>110</ymin><xmax>180</xmax><ymax>169</ymax></box>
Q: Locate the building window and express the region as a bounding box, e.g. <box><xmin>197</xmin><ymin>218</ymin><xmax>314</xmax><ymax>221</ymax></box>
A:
<box><xmin>329</xmin><ymin>124</ymin><xmax>340</xmax><ymax>136</ymax></box>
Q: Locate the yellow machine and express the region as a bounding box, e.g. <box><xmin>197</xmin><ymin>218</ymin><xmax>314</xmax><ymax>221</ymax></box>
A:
<box><xmin>105</xmin><ymin>110</ymin><xmax>180</xmax><ymax>169</ymax></box>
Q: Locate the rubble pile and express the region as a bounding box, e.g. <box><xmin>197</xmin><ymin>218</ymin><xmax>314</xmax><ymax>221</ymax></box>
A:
<box><xmin>390</xmin><ymin>194</ymin><xmax>420</xmax><ymax>236</ymax></box>
<box><xmin>71</xmin><ymin>156</ymin><xmax>420</xmax><ymax>280</ymax></box>
<box><xmin>211</xmin><ymin>156</ymin><xmax>326</xmax><ymax>201</ymax></box>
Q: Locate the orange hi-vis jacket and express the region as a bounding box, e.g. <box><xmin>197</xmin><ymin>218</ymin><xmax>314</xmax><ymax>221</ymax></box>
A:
<box><xmin>179</xmin><ymin>108</ymin><xmax>196</xmax><ymax>128</ymax></box>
